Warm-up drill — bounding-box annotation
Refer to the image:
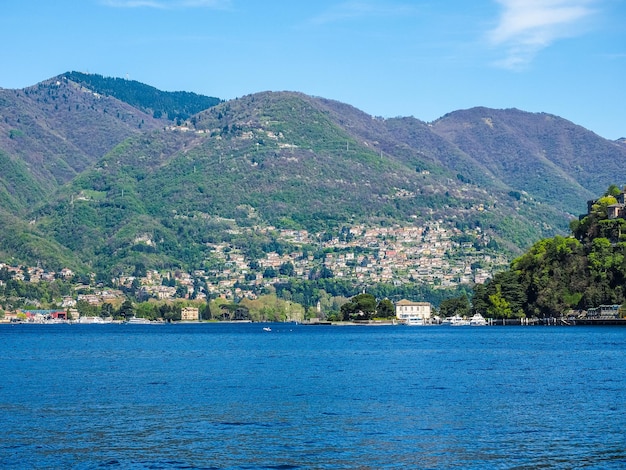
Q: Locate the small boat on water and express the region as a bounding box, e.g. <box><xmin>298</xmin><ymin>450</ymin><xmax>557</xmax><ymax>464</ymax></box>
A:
<box><xmin>263</xmin><ymin>327</ymin><xmax>272</xmax><ymax>332</ymax></box>
<box><xmin>405</xmin><ymin>317</ymin><xmax>425</xmax><ymax>326</ymax></box>
<box><xmin>77</xmin><ymin>316</ymin><xmax>107</xmax><ymax>324</ymax></box>
<box><xmin>443</xmin><ymin>314</ymin><xmax>470</xmax><ymax>326</ymax></box>
<box><xmin>469</xmin><ymin>313</ymin><xmax>487</xmax><ymax>326</ymax></box>
<box><xmin>126</xmin><ymin>317</ymin><xmax>154</xmax><ymax>325</ymax></box>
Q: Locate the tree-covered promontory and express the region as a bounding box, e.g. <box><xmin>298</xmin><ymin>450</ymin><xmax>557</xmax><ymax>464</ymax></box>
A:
<box><xmin>471</xmin><ymin>185</ymin><xmax>626</xmax><ymax>318</ymax></box>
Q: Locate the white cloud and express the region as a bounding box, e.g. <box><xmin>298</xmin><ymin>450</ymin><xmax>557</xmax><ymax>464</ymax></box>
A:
<box><xmin>488</xmin><ymin>0</ymin><xmax>598</xmax><ymax>69</ymax></box>
<box><xmin>101</xmin><ymin>0</ymin><xmax>230</xmax><ymax>9</ymax></box>
<box><xmin>310</xmin><ymin>1</ymin><xmax>417</xmax><ymax>25</ymax></box>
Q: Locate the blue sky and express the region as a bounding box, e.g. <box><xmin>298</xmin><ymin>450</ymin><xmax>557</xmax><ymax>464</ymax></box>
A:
<box><xmin>1</xmin><ymin>0</ymin><xmax>624</xmax><ymax>139</ymax></box>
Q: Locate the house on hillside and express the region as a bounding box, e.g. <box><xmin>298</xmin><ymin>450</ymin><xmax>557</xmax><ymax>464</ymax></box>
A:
<box><xmin>395</xmin><ymin>299</ymin><xmax>432</xmax><ymax>323</ymax></box>
<box><xmin>586</xmin><ymin>189</ymin><xmax>626</xmax><ymax>220</ymax></box>
<box><xmin>608</xmin><ymin>191</ymin><xmax>626</xmax><ymax>219</ymax></box>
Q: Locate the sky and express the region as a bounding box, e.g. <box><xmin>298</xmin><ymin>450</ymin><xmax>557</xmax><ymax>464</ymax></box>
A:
<box><xmin>1</xmin><ymin>0</ymin><xmax>624</xmax><ymax>139</ymax></box>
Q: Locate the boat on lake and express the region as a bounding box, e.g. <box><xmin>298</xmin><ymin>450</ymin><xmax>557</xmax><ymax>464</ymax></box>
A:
<box><xmin>443</xmin><ymin>314</ymin><xmax>470</xmax><ymax>326</ymax></box>
<box><xmin>469</xmin><ymin>313</ymin><xmax>487</xmax><ymax>326</ymax></box>
<box><xmin>126</xmin><ymin>317</ymin><xmax>155</xmax><ymax>325</ymax></box>
<box><xmin>77</xmin><ymin>316</ymin><xmax>107</xmax><ymax>324</ymax></box>
<box><xmin>405</xmin><ymin>317</ymin><xmax>425</xmax><ymax>326</ymax></box>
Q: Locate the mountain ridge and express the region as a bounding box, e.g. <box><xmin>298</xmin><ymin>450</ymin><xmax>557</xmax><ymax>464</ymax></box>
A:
<box><xmin>0</xmin><ymin>72</ymin><xmax>624</xmax><ymax>279</ymax></box>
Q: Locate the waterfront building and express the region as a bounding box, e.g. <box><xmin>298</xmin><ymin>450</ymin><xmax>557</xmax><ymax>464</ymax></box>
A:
<box><xmin>395</xmin><ymin>299</ymin><xmax>432</xmax><ymax>322</ymax></box>
<box><xmin>181</xmin><ymin>307</ymin><xmax>199</xmax><ymax>321</ymax></box>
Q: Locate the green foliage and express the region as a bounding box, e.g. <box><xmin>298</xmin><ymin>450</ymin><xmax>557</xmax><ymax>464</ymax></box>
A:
<box><xmin>487</xmin><ymin>285</ymin><xmax>513</xmax><ymax>318</ymax></box>
<box><xmin>2</xmin><ymin>84</ymin><xmax>623</xmax><ymax>283</ymax></box>
<box><xmin>376</xmin><ymin>298</ymin><xmax>395</xmax><ymax>318</ymax></box>
<box><xmin>0</xmin><ymin>150</ymin><xmax>45</xmax><ymax>211</ymax></box>
<box><xmin>237</xmin><ymin>294</ymin><xmax>305</xmax><ymax>322</ymax></box>
<box><xmin>0</xmin><ymin>277</ymin><xmax>74</xmax><ymax>310</ymax></box>
<box><xmin>439</xmin><ymin>294</ymin><xmax>471</xmax><ymax>318</ymax></box>
<box><xmin>64</xmin><ymin>72</ymin><xmax>221</xmax><ymax>121</ymax></box>
<box><xmin>473</xmin><ymin>185</ymin><xmax>626</xmax><ymax>317</ymax></box>
<box><xmin>117</xmin><ymin>300</ymin><xmax>135</xmax><ymax>319</ymax></box>
<box><xmin>340</xmin><ymin>293</ymin><xmax>377</xmax><ymax>320</ymax></box>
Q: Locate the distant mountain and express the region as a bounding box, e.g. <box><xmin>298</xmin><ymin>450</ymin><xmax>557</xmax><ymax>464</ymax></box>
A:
<box><xmin>430</xmin><ymin>107</ymin><xmax>626</xmax><ymax>214</ymax></box>
<box><xmin>0</xmin><ymin>73</ymin><xmax>624</xmax><ymax>276</ymax></box>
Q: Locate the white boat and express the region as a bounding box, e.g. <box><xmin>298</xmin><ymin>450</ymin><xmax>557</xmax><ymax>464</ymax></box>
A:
<box><xmin>263</xmin><ymin>327</ymin><xmax>272</xmax><ymax>332</ymax></box>
<box><xmin>126</xmin><ymin>317</ymin><xmax>153</xmax><ymax>324</ymax></box>
<box><xmin>469</xmin><ymin>313</ymin><xmax>487</xmax><ymax>326</ymax></box>
<box><xmin>444</xmin><ymin>314</ymin><xmax>470</xmax><ymax>326</ymax></box>
<box><xmin>77</xmin><ymin>316</ymin><xmax>106</xmax><ymax>324</ymax></box>
<box><xmin>405</xmin><ymin>317</ymin><xmax>425</xmax><ymax>326</ymax></box>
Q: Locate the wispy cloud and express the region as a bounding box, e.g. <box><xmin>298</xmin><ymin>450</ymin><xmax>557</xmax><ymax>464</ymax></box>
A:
<box><xmin>488</xmin><ymin>0</ymin><xmax>598</xmax><ymax>70</ymax></box>
<box><xmin>310</xmin><ymin>1</ymin><xmax>417</xmax><ymax>25</ymax></box>
<box><xmin>100</xmin><ymin>0</ymin><xmax>230</xmax><ymax>9</ymax></box>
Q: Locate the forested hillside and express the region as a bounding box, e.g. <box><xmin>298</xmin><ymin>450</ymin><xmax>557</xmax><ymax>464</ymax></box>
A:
<box><xmin>63</xmin><ymin>72</ymin><xmax>222</xmax><ymax>122</ymax></box>
<box><xmin>0</xmin><ymin>73</ymin><xmax>625</xmax><ymax>283</ymax></box>
<box><xmin>0</xmin><ymin>76</ymin><xmax>163</xmax><ymax>201</ymax></box>
<box><xmin>26</xmin><ymin>90</ymin><xmax>569</xmax><ymax>275</ymax></box>
<box><xmin>430</xmin><ymin>108</ymin><xmax>626</xmax><ymax>214</ymax></box>
<box><xmin>469</xmin><ymin>185</ymin><xmax>626</xmax><ymax>318</ymax></box>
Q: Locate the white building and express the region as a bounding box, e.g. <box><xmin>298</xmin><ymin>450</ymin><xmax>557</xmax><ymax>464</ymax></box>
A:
<box><xmin>181</xmin><ymin>307</ymin><xmax>199</xmax><ymax>322</ymax></box>
<box><xmin>395</xmin><ymin>299</ymin><xmax>432</xmax><ymax>322</ymax></box>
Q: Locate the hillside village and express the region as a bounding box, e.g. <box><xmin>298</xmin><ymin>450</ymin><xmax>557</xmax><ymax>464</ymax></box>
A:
<box><xmin>191</xmin><ymin>221</ymin><xmax>504</xmax><ymax>301</ymax></box>
<box><xmin>0</xmin><ymin>220</ymin><xmax>506</xmax><ymax>315</ymax></box>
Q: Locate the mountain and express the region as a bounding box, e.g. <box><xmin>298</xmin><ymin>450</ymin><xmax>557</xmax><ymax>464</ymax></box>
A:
<box><xmin>0</xmin><ymin>73</ymin><xmax>222</xmax><ymax>213</ymax></box>
<box><xmin>429</xmin><ymin>107</ymin><xmax>626</xmax><ymax>214</ymax></box>
<box><xmin>0</xmin><ymin>76</ymin><xmax>162</xmax><ymax>210</ymax></box>
<box><xmin>0</xmin><ymin>73</ymin><xmax>624</xmax><ymax>277</ymax></box>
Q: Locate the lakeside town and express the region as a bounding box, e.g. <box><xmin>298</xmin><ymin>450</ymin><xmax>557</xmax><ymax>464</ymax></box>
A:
<box><xmin>134</xmin><ymin>220</ymin><xmax>504</xmax><ymax>302</ymax></box>
<box><xmin>0</xmin><ymin>220</ymin><xmax>508</xmax><ymax>322</ymax></box>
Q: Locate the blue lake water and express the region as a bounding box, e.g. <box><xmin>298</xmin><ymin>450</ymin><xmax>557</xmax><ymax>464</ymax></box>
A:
<box><xmin>0</xmin><ymin>323</ymin><xmax>624</xmax><ymax>469</ymax></box>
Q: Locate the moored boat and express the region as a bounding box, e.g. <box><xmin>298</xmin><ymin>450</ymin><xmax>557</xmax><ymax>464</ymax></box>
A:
<box><xmin>444</xmin><ymin>314</ymin><xmax>470</xmax><ymax>326</ymax></box>
<box><xmin>126</xmin><ymin>316</ymin><xmax>155</xmax><ymax>324</ymax></box>
<box><xmin>469</xmin><ymin>313</ymin><xmax>487</xmax><ymax>326</ymax></box>
<box><xmin>77</xmin><ymin>316</ymin><xmax>107</xmax><ymax>324</ymax></box>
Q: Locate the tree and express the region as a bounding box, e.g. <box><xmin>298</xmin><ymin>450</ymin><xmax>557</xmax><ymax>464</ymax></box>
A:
<box><xmin>117</xmin><ymin>300</ymin><xmax>134</xmax><ymax>320</ymax></box>
<box><xmin>605</xmin><ymin>184</ymin><xmax>621</xmax><ymax>197</ymax></box>
<box><xmin>279</xmin><ymin>261</ymin><xmax>295</xmax><ymax>276</ymax></box>
<box><xmin>100</xmin><ymin>302</ymin><xmax>114</xmax><ymax>318</ymax></box>
<box><xmin>376</xmin><ymin>298</ymin><xmax>395</xmax><ymax>318</ymax></box>
<box><xmin>487</xmin><ymin>285</ymin><xmax>513</xmax><ymax>319</ymax></box>
<box><xmin>319</xmin><ymin>266</ymin><xmax>334</xmax><ymax>279</ymax></box>
<box><xmin>439</xmin><ymin>294</ymin><xmax>470</xmax><ymax>318</ymax></box>
<box><xmin>133</xmin><ymin>262</ymin><xmax>147</xmax><ymax>278</ymax></box>
<box><xmin>263</xmin><ymin>267</ymin><xmax>277</xmax><ymax>278</ymax></box>
<box><xmin>135</xmin><ymin>302</ymin><xmax>158</xmax><ymax>320</ymax></box>
<box><xmin>175</xmin><ymin>284</ymin><xmax>188</xmax><ymax>298</ymax></box>
<box><xmin>76</xmin><ymin>299</ymin><xmax>99</xmax><ymax>318</ymax></box>
<box><xmin>340</xmin><ymin>293</ymin><xmax>377</xmax><ymax>321</ymax></box>
<box><xmin>200</xmin><ymin>302</ymin><xmax>212</xmax><ymax>320</ymax></box>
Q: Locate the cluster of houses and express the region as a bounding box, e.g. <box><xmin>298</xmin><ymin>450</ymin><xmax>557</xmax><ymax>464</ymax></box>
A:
<box><xmin>1</xmin><ymin>306</ymin><xmax>202</xmax><ymax>324</ymax></box>
<box><xmin>113</xmin><ymin>221</ymin><xmax>503</xmax><ymax>302</ymax></box>
<box><xmin>1</xmin><ymin>220</ymin><xmax>506</xmax><ymax>321</ymax></box>
<box><xmin>3</xmin><ymin>301</ymin><xmax>433</xmax><ymax>325</ymax></box>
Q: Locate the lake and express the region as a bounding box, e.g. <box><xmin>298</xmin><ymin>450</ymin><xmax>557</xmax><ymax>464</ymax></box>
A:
<box><xmin>1</xmin><ymin>323</ymin><xmax>624</xmax><ymax>469</ymax></box>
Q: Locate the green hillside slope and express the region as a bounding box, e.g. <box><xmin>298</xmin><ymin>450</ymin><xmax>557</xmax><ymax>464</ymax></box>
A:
<box><xmin>28</xmin><ymin>92</ymin><xmax>568</xmax><ymax>274</ymax></box>
<box><xmin>430</xmin><ymin>107</ymin><xmax>626</xmax><ymax>214</ymax></box>
<box><xmin>2</xmin><ymin>74</ymin><xmax>624</xmax><ymax>279</ymax></box>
